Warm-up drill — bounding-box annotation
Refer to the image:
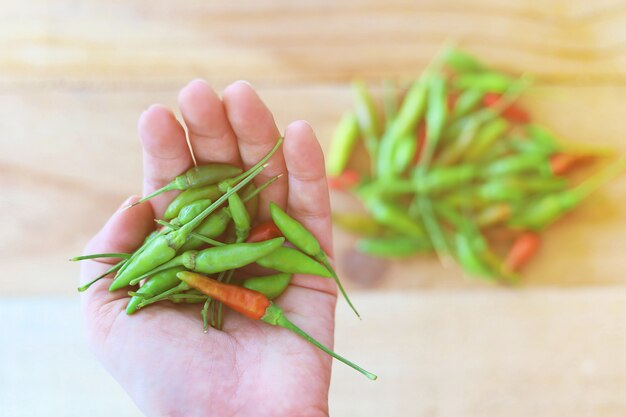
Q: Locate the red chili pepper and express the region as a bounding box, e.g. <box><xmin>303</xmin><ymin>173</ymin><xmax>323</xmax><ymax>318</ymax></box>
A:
<box><xmin>504</xmin><ymin>232</ymin><xmax>540</xmax><ymax>271</ymax></box>
<box><xmin>549</xmin><ymin>153</ymin><xmax>591</xmax><ymax>176</ymax></box>
<box><xmin>483</xmin><ymin>93</ymin><xmax>530</xmax><ymax>123</ymax></box>
<box><xmin>328</xmin><ymin>169</ymin><xmax>360</xmax><ymax>190</ymax></box>
<box><xmin>177</xmin><ymin>271</ymin><xmax>377</xmax><ymax>380</ymax></box>
<box><xmin>246</xmin><ymin>220</ymin><xmax>283</xmax><ymax>243</ymax></box>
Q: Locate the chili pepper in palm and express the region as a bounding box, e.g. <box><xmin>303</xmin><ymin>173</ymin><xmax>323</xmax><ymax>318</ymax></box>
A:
<box><xmin>332</xmin><ymin>213</ymin><xmax>381</xmax><ymax>236</ymax></box>
<box><xmin>77</xmin><ymin>259</ymin><xmax>125</xmax><ymax>292</ymax></box>
<box><xmin>174</xmin><ymin>199</ymin><xmax>213</xmax><ymax>225</ymax></box>
<box><xmin>382</xmin><ymin>78</ymin><xmax>398</xmax><ymax>126</ymax></box>
<box><xmin>326</xmin><ymin>112</ymin><xmax>360</xmax><ymax>177</ymax></box>
<box><xmin>353</xmin><ymin>80</ymin><xmax>383</xmax><ymax>173</ymax></box>
<box><xmin>508</xmin><ymin>157</ymin><xmax>626</xmax><ymax>230</ymax></box>
<box><xmin>228</xmin><ymin>190</ymin><xmax>251</xmax><ymax>243</ymax></box>
<box><xmin>364</xmin><ymin>198</ymin><xmax>426</xmax><ymax>238</ymax></box>
<box><xmin>128</xmin><ymin>164</ymin><xmax>242</xmax><ymax>209</ymax></box>
<box><xmin>243</xmin><ymin>273</ymin><xmax>292</xmax><ymax>300</ymax></box>
<box><xmin>463</xmin><ymin>117</ymin><xmax>508</xmax><ymax>161</ymax></box>
<box><xmin>164</xmin><ymin>185</ymin><xmax>222</xmax><ymax>220</ymax></box>
<box><xmin>453</xmin><ymin>71</ymin><xmax>514</xmax><ymax>93</ymax></box>
<box><xmin>109</xmin><ymin>164</ymin><xmax>266</xmax><ymax>291</ymax></box>
<box><xmin>441</xmin><ymin>46</ymin><xmax>485</xmax><ymax>73</ymax></box>
<box><xmin>256</xmin><ymin>246</ymin><xmax>332</xmax><ymax>278</ymax></box>
<box><xmin>131</xmin><ymin>237</ymin><xmax>285</xmax><ymax>285</ymax></box>
<box><xmin>482</xmin><ymin>93</ymin><xmax>530</xmax><ymax>123</ymax></box>
<box><xmin>505</xmin><ymin>232</ymin><xmax>540</xmax><ymax>271</ymax></box>
<box><xmin>126</xmin><ymin>266</ymin><xmax>186</xmax><ymax>315</ymax></box>
<box><xmin>377</xmin><ymin>73</ymin><xmax>428</xmax><ymax>178</ymax></box>
<box><xmin>269</xmin><ymin>202</ymin><xmax>359</xmax><ymax>317</ymax></box>
<box><xmin>70</xmin><ymin>252</ymin><xmax>131</xmax><ymax>262</ymax></box>
<box><xmin>177</xmin><ymin>271</ymin><xmax>377</xmax><ymax>380</ymax></box>
<box><xmin>357</xmin><ymin>236</ymin><xmax>431</xmax><ymax>257</ymax></box>
<box><xmin>451</xmin><ymin>89</ymin><xmax>483</xmax><ymax>119</ymax></box>
<box><xmin>246</xmin><ymin>220</ymin><xmax>283</xmax><ymax>243</ymax></box>
<box><xmin>418</xmin><ymin>72</ymin><xmax>448</xmax><ymax>169</ymax></box>
<box><xmin>328</xmin><ymin>169</ymin><xmax>361</xmax><ymax>191</ymax></box>
<box><xmin>136</xmin><ymin>280</ymin><xmax>192</xmax><ymax>309</ymax></box>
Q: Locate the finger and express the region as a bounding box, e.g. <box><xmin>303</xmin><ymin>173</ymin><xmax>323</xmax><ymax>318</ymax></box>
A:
<box><xmin>80</xmin><ymin>195</ymin><xmax>155</xmax><ymax>315</ymax></box>
<box><xmin>139</xmin><ymin>105</ymin><xmax>192</xmax><ymax>218</ymax></box>
<box><xmin>178</xmin><ymin>79</ymin><xmax>241</xmax><ymax>166</ymax></box>
<box><xmin>281</xmin><ymin>120</ymin><xmax>336</xmax><ymax>296</ymax></box>
<box><xmin>222</xmin><ymin>81</ymin><xmax>288</xmax><ymax>219</ymax></box>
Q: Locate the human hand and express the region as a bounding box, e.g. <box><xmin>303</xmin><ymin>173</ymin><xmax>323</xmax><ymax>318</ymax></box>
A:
<box><xmin>80</xmin><ymin>80</ymin><xmax>336</xmax><ymax>417</ymax></box>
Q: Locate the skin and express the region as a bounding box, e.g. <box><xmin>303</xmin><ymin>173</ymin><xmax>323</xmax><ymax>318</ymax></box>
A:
<box><xmin>79</xmin><ymin>80</ymin><xmax>336</xmax><ymax>417</ymax></box>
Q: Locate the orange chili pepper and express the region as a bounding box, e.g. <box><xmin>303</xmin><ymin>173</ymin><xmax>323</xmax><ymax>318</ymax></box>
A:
<box><xmin>328</xmin><ymin>169</ymin><xmax>360</xmax><ymax>190</ymax></box>
<box><xmin>504</xmin><ymin>232</ymin><xmax>541</xmax><ymax>271</ymax></box>
<box><xmin>483</xmin><ymin>93</ymin><xmax>530</xmax><ymax>123</ymax></box>
<box><xmin>549</xmin><ymin>153</ymin><xmax>592</xmax><ymax>176</ymax></box>
<box><xmin>177</xmin><ymin>271</ymin><xmax>377</xmax><ymax>380</ymax></box>
<box><xmin>246</xmin><ymin>220</ymin><xmax>283</xmax><ymax>243</ymax></box>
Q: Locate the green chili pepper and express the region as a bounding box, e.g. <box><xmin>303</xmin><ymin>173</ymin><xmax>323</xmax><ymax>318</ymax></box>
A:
<box><xmin>257</xmin><ymin>246</ymin><xmax>332</xmax><ymax>278</ymax></box>
<box><xmin>326</xmin><ymin>112</ymin><xmax>360</xmax><ymax>177</ymax></box>
<box><xmin>357</xmin><ymin>236</ymin><xmax>431</xmax><ymax>257</ymax></box>
<box><xmin>451</xmin><ymin>89</ymin><xmax>484</xmax><ymax>119</ymax></box>
<box><xmin>164</xmin><ymin>185</ymin><xmax>222</xmax><ymax>220</ymax></box>
<box><xmin>417</xmin><ymin>197</ymin><xmax>452</xmax><ymax>265</ymax></box>
<box><xmin>441</xmin><ymin>46</ymin><xmax>485</xmax><ymax>72</ymax></box>
<box><xmin>132</xmin><ymin>238</ymin><xmax>286</xmax><ymax>285</ymax></box>
<box><xmin>175</xmin><ymin>199</ymin><xmax>213</xmax><ymax>225</ymax></box>
<box><xmin>130</xmin><ymin>164</ymin><xmax>242</xmax><ymax>209</ymax></box>
<box><xmin>454</xmin><ymin>233</ymin><xmax>495</xmax><ymax>278</ymax></box>
<box><xmin>392</xmin><ymin>134</ymin><xmax>418</xmax><ymax>174</ymax></box>
<box><xmin>365</xmin><ymin>198</ymin><xmax>426</xmax><ymax>238</ymax></box>
<box><xmin>126</xmin><ymin>266</ymin><xmax>186</xmax><ymax>315</ymax></box>
<box><xmin>508</xmin><ymin>157</ymin><xmax>626</xmax><ymax>230</ymax></box>
<box><xmin>463</xmin><ymin>117</ymin><xmax>508</xmax><ymax>161</ymax></box>
<box><xmin>453</xmin><ymin>71</ymin><xmax>514</xmax><ymax>93</ymax></box>
<box><xmin>178</xmin><ymin>208</ymin><xmax>231</xmax><ymax>252</ymax></box>
<box><xmin>353</xmin><ymin>80</ymin><xmax>382</xmax><ymax>173</ymax></box>
<box><xmin>435</xmin><ymin>116</ymin><xmax>481</xmax><ymax>165</ymax></box>
<box><xmin>269</xmin><ymin>203</ymin><xmax>359</xmax><ymax>317</ymax></box>
<box><xmin>483</xmin><ymin>153</ymin><xmax>551</xmax><ymax>177</ymax></box>
<box><xmin>109</xmin><ymin>163</ymin><xmax>267</xmax><ymax>291</ymax></box>
<box><xmin>243</xmin><ymin>273</ymin><xmax>292</xmax><ymax>300</ymax></box>
<box><xmin>418</xmin><ymin>72</ymin><xmax>448</xmax><ymax>168</ymax></box>
<box><xmin>377</xmin><ymin>74</ymin><xmax>428</xmax><ymax>178</ymax></box>
<box><xmin>332</xmin><ymin>213</ymin><xmax>381</xmax><ymax>236</ymax></box>
<box><xmin>414</xmin><ymin>164</ymin><xmax>480</xmax><ymax>194</ymax></box>
<box><xmin>228</xmin><ymin>191</ymin><xmax>251</xmax><ymax>243</ymax></box>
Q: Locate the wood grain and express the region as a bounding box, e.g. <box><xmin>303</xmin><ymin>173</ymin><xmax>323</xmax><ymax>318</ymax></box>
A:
<box><xmin>3</xmin><ymin>1</ymin><xmax>626</xmax><ymax>415</ymax></box>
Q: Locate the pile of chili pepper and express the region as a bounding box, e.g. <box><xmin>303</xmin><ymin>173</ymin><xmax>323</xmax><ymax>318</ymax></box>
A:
<box><xmin>327</xmin><ymin>46</ymin><xmax>625</xmax><ymax>282</ymax></box>
<box><xmin>73</xmin><ymin>138</ymin><xmax>377</xmax><ymax>380</ymax></box>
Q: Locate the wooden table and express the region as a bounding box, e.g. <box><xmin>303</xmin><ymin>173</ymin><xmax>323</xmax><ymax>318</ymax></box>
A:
<box><xmin>3</xmin><ymin>1</ymin><xmax>626</xmax><ymax>415</ymax></box>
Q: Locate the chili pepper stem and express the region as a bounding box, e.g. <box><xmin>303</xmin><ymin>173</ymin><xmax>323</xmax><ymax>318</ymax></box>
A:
<box><xmin>128</xmin><ymin>258</ymin><xmax>185</xmax><ymax>286</ymax></box>
<box><xmin>125</xmin><ymin>183</ymin><xmax>180</xmax><ymax>210</ymax></box>
<box><xmin>569</xmin><ymin>156</ymin><xmax>626</xmax><ymax>202</ymax></box>
<box><xmin>136</xmin><ymin>282</ymin><xmax>191</xmax><ymax>309</ymax></box>
<box><xmin>316</xmin><ymin>253</ymin><xmax>361</xmax><ymax>319</ymax></box>
<box><xmin>201</xmin><ymin>298</ymin><xmax>211</xmax><ymax>333</ymax></box>
<box><xmin>156</xmin><ymin>219</ymin><xmax>225</xmax><ymax>247</ymax></box>
<box><xmin>77</xmin><ymin>260</ymin><xmax>125</xmax><ymax>292</ymax></box>
<box><xmin>220</xmin><ymin>138</ymin><xmax>284</xmax><ymax>190</ymax></box>
<box><xmin>70</xmin><ymin>253</ymin><xmax>131</xmax><ymax>262</ymax></box>
<box><xmin>261</xmin><ymin>304</ymin><xmax>377</xmax><ymax>380</ymax></box>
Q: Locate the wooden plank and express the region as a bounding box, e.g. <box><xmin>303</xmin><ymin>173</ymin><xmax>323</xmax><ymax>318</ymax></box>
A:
<box><xmin>4</xmin><ymin>0</ymin><xmax>626</xmax><ymax>87</ymax></box>
<box><xmin>3</xmin><ymin>290</ymin><xmax>626</xmax><ymax>416</ymax></box>
<box><xmin>2</xmin><ymin>84</ymin><xmax>626</xmax><ymax>295</ymax></box>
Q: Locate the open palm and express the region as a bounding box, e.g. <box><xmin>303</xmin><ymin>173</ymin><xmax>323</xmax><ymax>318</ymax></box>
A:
<box><xmin>80</xmin><ymin>80</ymin><xmax>337</xmax><ymax>417</ymax></box>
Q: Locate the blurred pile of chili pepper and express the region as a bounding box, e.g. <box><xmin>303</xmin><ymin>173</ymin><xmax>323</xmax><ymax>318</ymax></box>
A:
<box><xmin>327</xmin><ymin>46</ymin><xmax>625</xmax><ymax>282</ymax></box>
<box><xmin>74</xmin><ymin>138</ymin><xmax>376</xmax><ymax>380</ymax></box>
